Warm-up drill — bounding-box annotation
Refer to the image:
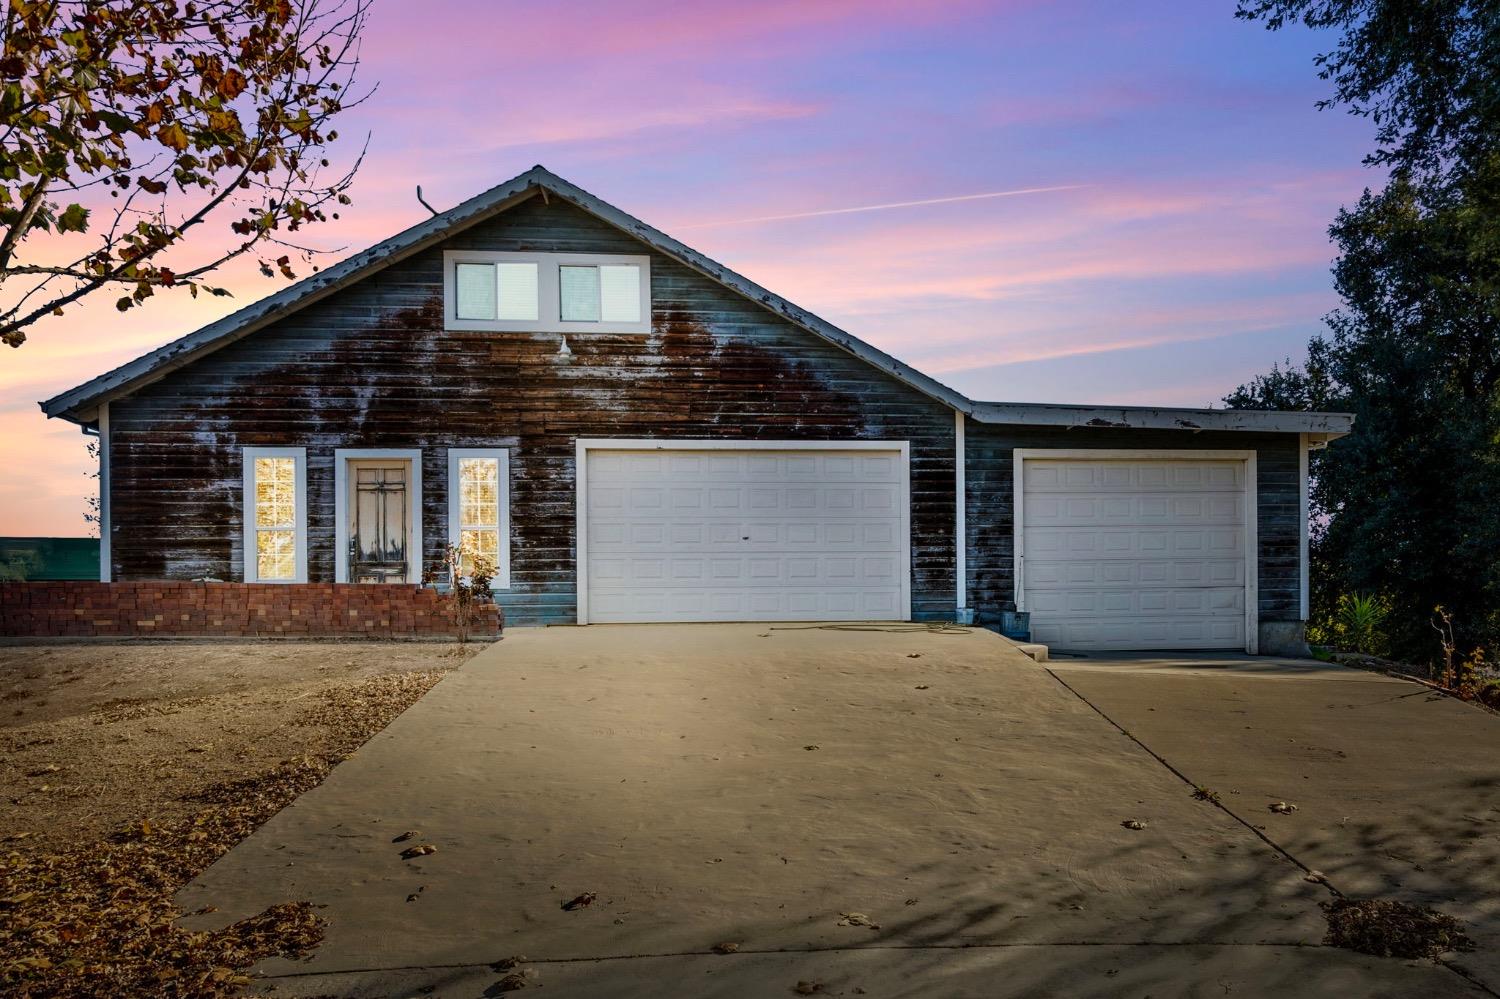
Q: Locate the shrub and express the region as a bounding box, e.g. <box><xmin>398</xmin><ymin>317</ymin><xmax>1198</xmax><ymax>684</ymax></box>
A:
<box><xmin>1312</xmin><ymin>593</ymin><xmax>1391</xmax><ymax>655</ymax></box>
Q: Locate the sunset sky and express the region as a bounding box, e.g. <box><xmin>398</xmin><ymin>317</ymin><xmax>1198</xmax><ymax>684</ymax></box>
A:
<box><xmin>1</xmin><ymin>0</ymin><xmax>1376</xmax><ymax>536</ymax></box>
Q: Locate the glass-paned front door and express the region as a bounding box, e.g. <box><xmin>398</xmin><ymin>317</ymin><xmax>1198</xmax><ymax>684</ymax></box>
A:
<box><xmin>348</xmin><ymin>460</ymin><xmax>410</xmax><ymax>583</ymax></box>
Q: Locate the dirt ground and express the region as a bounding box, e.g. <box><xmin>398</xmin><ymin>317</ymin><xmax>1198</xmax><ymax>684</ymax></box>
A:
<box><xmin>0</xmin><ymin>641</ymin><xmax>477</xmax><ymax>849</ymax></box>
<box><xmin>0</xmin><ymin>639</ymin><xmax>479</xmax><ymax>999</ymax></box>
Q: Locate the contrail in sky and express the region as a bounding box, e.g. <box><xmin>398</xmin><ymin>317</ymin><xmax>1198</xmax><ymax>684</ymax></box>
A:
<box><xmin>677</xmin><ymin>184</ymin><xmax>1089</xmax><ymax>229</ymax></box>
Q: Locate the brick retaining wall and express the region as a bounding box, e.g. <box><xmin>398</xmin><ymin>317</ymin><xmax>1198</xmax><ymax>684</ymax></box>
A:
<box><xmin>0</xmin><ymin>582</ymin><xmax>501</xmax><ymax>639</ymax></box>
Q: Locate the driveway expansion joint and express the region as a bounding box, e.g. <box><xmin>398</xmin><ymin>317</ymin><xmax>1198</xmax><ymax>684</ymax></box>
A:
<box><xmin>1045</xmin><ymin>666</ymin><xmax>1500</xmax><ymax>999</ymax></box>
<box><xmin>257</xmin><ymin>941</ymin><xmax>1368</xmax><ymax>980</ymax></box>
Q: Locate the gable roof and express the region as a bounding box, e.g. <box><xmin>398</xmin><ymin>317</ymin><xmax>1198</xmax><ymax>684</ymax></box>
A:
<box><xmin>39</xmin><ymin>165</ymin><xmax>971</xmax><ymax>424</ymax></box>
<box><xmin>38</xmin><ymin>165</ymin><xmax>1353</xmax><ymax>439</ymax></box>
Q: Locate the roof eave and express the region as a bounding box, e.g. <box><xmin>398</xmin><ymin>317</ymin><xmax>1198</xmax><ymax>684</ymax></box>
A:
<box><xmin>969</xmin><ymin>401</ymin><xmax>1355</xmax><ymax>437</ymax></box>
<box><xmin>39</xmin><ymin>169</ymin><xmax>553</xmax><ymax>424</ymax></box>
<box><xmin>39</xmin><ymin>164</ymin><xmax>973</xmax><ymax>424</ymax></box>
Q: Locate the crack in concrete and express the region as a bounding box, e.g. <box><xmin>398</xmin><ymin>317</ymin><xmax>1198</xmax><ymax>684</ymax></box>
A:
<box><xmin>260</xmin><ymin>940</ymin><xmax>1370</xmax><ymax>980</ymax></box>
<box><xmin>1044</xmin><ymin>666</ymin><xmax>1500</xmax><ymax>999</ymax></box>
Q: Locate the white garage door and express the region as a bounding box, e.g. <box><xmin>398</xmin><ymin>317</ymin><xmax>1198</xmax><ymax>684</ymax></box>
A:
<box><xmin>1019</xmin><ymin>455</ymin><xmax>1251</xmax><ymax>651</ymax></box>
<box><xmin>581</xmin><ymin>446</ymin><xmax>908</xmax><ymax>623</ymax></box>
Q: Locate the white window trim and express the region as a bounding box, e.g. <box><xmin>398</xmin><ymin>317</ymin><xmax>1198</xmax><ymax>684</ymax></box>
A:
<box><xmin>97</xmin><ymin>402</ymin><xmax>111</xmax><ymax>582</ymax></box>
<box><xmin>242</xmin><ymin>447</ymin><xmax>308</xmax><ymax>584</ymax></box>
<box><xmin>1011</xmin><ymin>448</ymin><xmax>1259</xmax><ymax>655</ymax></box>
<box><xmin>573</xmin><ymin>438</ymin><xmax>912</xmax><ymax>626</ymax></box>
<box><xmin>443</xmin><ymin>250</ymin><xmax>651</xmax><ymax>334</ymax></box>
<box><xmin>954</xmin><ymin>411</ymin><xmax>966</xmax><ymax>616</ymax></box>
<box><xmin>334</xmin><ymin>448</ymin><xmax>424</xmax><ymax>585</ymax></box>
<box><xmin>447</xmin><ymin>448</ymin><xmax>512</xmax><ymax>590</ymax></box>
<box><xmin>1299</xmin><ymin>433</ymin><xmax>1310</xmax><ymax>622</ymax></box>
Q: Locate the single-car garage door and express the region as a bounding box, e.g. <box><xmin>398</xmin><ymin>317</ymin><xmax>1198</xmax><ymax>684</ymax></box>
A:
<box><xmin>1016</xmin><ymin>452</ymin><xmax>1254</xmax><ymax>651</ymax></box>
<box><xmin>579</xmin><ymin>443</ymin><xmax>909</xmax><ymax>624</ymax></box>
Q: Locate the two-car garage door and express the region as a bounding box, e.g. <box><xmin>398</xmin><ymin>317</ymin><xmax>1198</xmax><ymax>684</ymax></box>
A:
<box><xmin>1018</xmin><ymin>454</ymin><xmax>1253</xmax><ymax>651</ymax></box>
<box><xmin>580</xmin><ymin>445</ymin><xmax>909</xmax><ymax>624</ymax></box>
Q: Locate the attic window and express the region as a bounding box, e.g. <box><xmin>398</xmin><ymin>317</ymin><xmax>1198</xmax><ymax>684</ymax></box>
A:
<box><xmin>444</xmin><ymin>251</ymin><xmax>650</xmax><ymax>334</ymax></box>
<box><xmin>559</xmin><ymin>264</ymin><xmax>642</xmax><ymax>323</ymax></box>
<box><xmin>455</xmin><ymin>261</ymin><xmax>539</xmax><ymax>322</ymax></box>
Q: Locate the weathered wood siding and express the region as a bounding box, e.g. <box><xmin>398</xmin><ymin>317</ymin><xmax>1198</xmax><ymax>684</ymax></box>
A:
<box><xmin>106</xmin><ymin>195</ymin><xmax>960</xmax><ymax>623</ymax></box>
<box><xmin>963</xmin><ymin>425</ymin><xmax>1302</xmax><ymax>625</ymax></box>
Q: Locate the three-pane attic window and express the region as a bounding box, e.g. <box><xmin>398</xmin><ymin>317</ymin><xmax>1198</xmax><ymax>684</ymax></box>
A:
<box><xmin>444</xmin><ymin>251</ymin><xmax>650</xmax><ymax>333</ymax></box>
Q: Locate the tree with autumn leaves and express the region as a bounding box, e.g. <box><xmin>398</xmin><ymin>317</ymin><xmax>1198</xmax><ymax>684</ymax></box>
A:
<box><xmin>0</xmin><ymin>0</ymin><xmax>369</xmax><ymax>347</ymax></box>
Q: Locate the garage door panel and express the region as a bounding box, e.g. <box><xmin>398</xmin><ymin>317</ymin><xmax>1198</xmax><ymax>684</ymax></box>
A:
<box><xmin>1022</xmin><ymin>456</ymin><xmax>1249</xmax><ymax>651</ymax></box>
<box><xmin>585</xmin><ymin>448</ymin><xmax>906</xmax><ymax>623</ymax></box>
<box><xmin>1027</xmin><ymin>460</ymin><xmax>1245</xmax><ymax>493</ymax></box>
<box><xmin>1027</xmin><ymin>586</ymin><xmax>1244</xmax><ymax>617</ymax></box>
<box><xmin>1026</xmin><ymin>527</ymin><xmax>1243</xmax><ymax>559</ymax></box>
<box><xmin>598</xmin><ymin>553</ymin><xmax>899</xmax><ymax>588</ymax></box>
<box><xmin>589</xmin><ymin>518</ymin><xmax>898</xmax><ymax>552</ymax></box>
<box><xmin>1025</xmin><ymin>558</ymin><xmax>1244</xmax><ymax>588</ymax></box>
<box><xmin>1026</xmin><ymin>493</ymin><xmax>1244</xmax><ymax>527</ymax></box>
<box><xmin>587</xmin><ymin>584</ymin><xmax>901</xmax><ymax>624</ymax></box>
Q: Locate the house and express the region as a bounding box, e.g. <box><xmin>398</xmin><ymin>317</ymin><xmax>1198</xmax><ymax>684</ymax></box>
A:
<box><xmin>39</xmin><ymin>167</ymin><xmax>1352</xmax><ymax>653</ymax></box>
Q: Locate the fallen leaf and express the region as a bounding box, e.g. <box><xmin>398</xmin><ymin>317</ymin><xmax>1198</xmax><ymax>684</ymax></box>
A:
<box><xmin>712</xmin><ymin>941</ymin><xmax>739</xmax><ymax>954</ymax></box>
<box><xmin>491</xmin><ymin>955</ymin><xmax>529</xmax><ymax>970</ymax></box>
<box><xmin>1269</xmin><ymin>801</ymin><xmax>1299</xmax><ymax>814</ymax></box>
<box><xmin>1121</xmin><ymin>819</ymin><xmax>1148</xmax><ymax>830</ymax></box>
<box><xmin>400</xmin><ymin>844</ymin><xmax>436</xmax><ymax>859</ymax></box>
<box><xmin>794</xmin><ymin>981</ymin><xmax>825</xmax><ymax>995</ymax></box>
<box><xmin>837</xmin><ymin>911</ymin><xmax>881</xmax><ymax>929</ymax></box>
<box><xmin>803</xmin><ymin>745</ymin><xmax>820</xmax><ymax>751</ymax></box>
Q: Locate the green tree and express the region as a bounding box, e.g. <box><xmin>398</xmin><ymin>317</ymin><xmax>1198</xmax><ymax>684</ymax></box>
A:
<box><xmin>1233</xmin><ymin>2</ymin><xmax>1500</xmax><ymax>658</ymax></box>
<box><xmin>0</xmin><ymin>0</ymin><xmax>369</xmax><ymax>347</ymax></box>
<box><xmin>1235</xmin><ymin>1</ymin><xmax>1500</xmax><ymax>181</ymax></box>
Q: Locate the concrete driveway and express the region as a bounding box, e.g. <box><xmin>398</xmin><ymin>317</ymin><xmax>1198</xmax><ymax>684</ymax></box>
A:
<box><xmin>179</xmin><ymin>628</ymin><xmax>1499</xmax><ymax>998</ymax></box>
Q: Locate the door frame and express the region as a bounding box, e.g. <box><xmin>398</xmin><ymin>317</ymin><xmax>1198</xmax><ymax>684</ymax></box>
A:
<box><xmin>574</xmin><ymin>438</ymin><xmax>913</xmax><ymax>625</ymax></box>
<box><xmin>1012</xmin><ymin>448</ymin><xmax>1259</xmax><ymax>654</ymax></box>
<box><xmin>334</xmin><ymin>448</ymin><xmax>424</xmax><ymax>584</ymax></box>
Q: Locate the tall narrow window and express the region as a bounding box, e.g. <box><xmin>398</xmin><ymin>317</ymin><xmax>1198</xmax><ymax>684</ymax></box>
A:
<box><xmin>448</xmin><ymin>448</ymin><xmax>510</xmax><ymax>588</ymax></box>
<box><xmin>243</xmin><ymin>448</ymin><xmax>306</xmax><ymax>583</ymax></box>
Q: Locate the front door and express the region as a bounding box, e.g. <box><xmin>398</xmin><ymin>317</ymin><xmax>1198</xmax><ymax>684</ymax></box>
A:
<box><xmin>348</xmin><ymin>460</ymin><xmax>411</xmax><ymax>583</ymax></box>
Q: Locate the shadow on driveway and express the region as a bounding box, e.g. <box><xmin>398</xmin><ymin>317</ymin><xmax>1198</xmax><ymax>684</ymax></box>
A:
<box><xmin>176</xmin><ymin>628</ymin><xmax>1487</xmax><ymax>997</ymax></box>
